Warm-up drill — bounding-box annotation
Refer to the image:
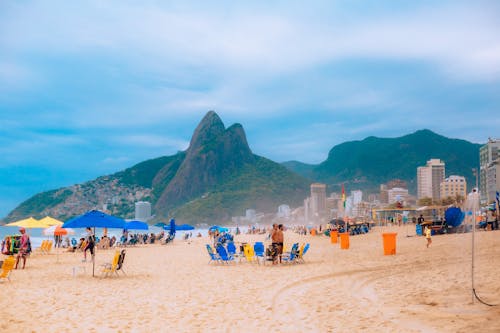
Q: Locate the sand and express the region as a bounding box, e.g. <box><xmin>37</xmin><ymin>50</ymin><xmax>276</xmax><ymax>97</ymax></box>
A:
<box><xmin>1</xmin><ymin>225</ymin><xmax>500</xmax><ymax>332</ymax></box>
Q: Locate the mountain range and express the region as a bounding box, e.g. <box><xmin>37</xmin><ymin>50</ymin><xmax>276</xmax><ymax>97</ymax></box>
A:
<box><xmin>3</xmin><ymin>112</ymin><xmax>481</xmax><ymax>224</ymax></box>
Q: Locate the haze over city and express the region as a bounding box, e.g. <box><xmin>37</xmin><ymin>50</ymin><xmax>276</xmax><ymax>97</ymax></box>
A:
<box><xmin>1</xmin><ymin>0</ymin><xmax>499</xmax><ymax>217</ymax></box>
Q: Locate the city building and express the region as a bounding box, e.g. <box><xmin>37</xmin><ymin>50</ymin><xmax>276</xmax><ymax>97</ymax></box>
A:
<box><xmin>388</xmin><ymin>187</ymin><xmax>409</xmax><ymax>205</ymax></box>
<box><xmin>486</xmin><ymin>160</ymin><xmax>500</xmax><ymax>205</ymax></box>
<box><xmin>480</xmin><ymin>138</ymin><xmax>500</xmax><ymax>204</ymax></box>
<box><xmin>440</xmin><ymin>175</ymin><xmax>467</xmax><ymax>199</ymax></box>
<box><xmin>134</xmin><ymin>201</ymin><xmax>151</xmax><ymax>221</ymax></box>
<box><xmin>277</xmin><ymin>204</ymin><xmax>291</xmax><ymax>218</ymax></box>
<box><xmin>379</xmin><ymin>184</ymin><xmax>388</xmax><ymax>204</ymax></box>
<box><xmin>310</xmin><ymin>183</ymin><xmax>327</xmax><ymax>218</ymax></box>
<box><xmin>417</xmin><ymin>159</ymin><xmax>445</xmax><ymax>200</ymax></box>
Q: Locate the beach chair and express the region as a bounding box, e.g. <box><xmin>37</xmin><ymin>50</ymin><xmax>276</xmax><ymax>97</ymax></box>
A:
<box><xmin>243</xmin><ymin>244</ymin><xmax>255</xmax><ymax>262</ymax></box>
<box><xmin>253</xmin><ymin>242</ymin><xmax>266</xmax><ymax>265</ymax></box>
<box><xmin>206</xmin><ymin>244</ymin><xmax>221</xmax><ymax>264</ymax></box>
<box><xmin>216</xmin><ymin>244</ymin><xmax>234</xmax><ymax>264</ymax></box>
<box><xmin>0</xmin><ymin>256</ymin><xmax>16</xmax><ymax>282</ymax></box>
<box><xmin>115</xmin><ymin>249</ymin><xmax>126</xmax><ymax>276</ymax></box>
<box><xmin>101</xmin><ymin>250</ymin><xmax>121</xmax><ymax>278</ymax></box>
<box><xmin>296</xmin><ymin>243</ymin><xmax>310</xmax><ymax>263</ymax></box>
<box><xmin>226</xmin><ymin>242</ymin><xmax>243</xmax><ymax>262</ymax></box>
<box><xmin>46</xmin><ymin>241</ymin><xmax>53</xmax><ymax>254</ymax></box>
<box><xmin>282</xmin><ymin>243</ymin><xmax>299</xmax><ymax>264</ymax></box>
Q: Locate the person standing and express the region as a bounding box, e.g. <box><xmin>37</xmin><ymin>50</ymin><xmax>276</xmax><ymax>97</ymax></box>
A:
<box><xmin>15</xmin><ymin>227</ymin><xmax>30</xmax><ymax>269</ymax></box>
<box><xmin>271</xmin><ymin>224</ymin><xmax>279</xmax><ymax>264</ymax></box>
<box><xmin>425</xmin><ymin>225</ymin><xmax>432</xmax><ymax>248</ymax></box>
<box><xmin>276</xmin><ymin>224</ymin><xmax>284</xmax><ymax>264</ymax></box>
<box><xmin>83</xmin><ymin>227</ymin><xmax>95</xmax><ymax>262</ymax></box>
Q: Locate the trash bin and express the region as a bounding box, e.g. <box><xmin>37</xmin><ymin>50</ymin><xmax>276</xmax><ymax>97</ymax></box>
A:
<box><xmin>382</xmin><ymin>233</ymin><xmax>397</xmax><ymax>255</ymax></box>
<box><xmin>330</xmin><ymin>231</ymin><xmax>338</xmax><ymax>244</ymax></box>
<box><xmin>340</xmin><ymin>233</ymin><xmax>349</xmax><ymax>249</ymax></box>
<box><xmin>311</xmin><ymin>228</ymin><xmax>317</xmax><ymax>236</ymax></box>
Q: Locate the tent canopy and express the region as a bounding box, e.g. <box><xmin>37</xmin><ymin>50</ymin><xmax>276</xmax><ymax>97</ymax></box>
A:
<box><xmin>39</xmin><ymin>216</ymin><xmax>63</xmax><ymax>226</ymax></box>
<box><xmin>124</xmin><ymin>221</ymin><xmax>149</xmax><ymax>230</ymax></box>
<box><xmin>63</xmin><ymin>210</ymin><xmax>125</xmax><ymax>229</ymax></box>
<box><xmin>5</xmin><ymin>217</ymin><xmax>51</xmax><ymax>228</ymax></box>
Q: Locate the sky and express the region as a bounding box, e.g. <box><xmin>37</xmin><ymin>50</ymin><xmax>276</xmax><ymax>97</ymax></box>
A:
<box><xmin>1</xmin><ymin>0</ymin><xmax>499</xmax><ymax>218</ymax></box>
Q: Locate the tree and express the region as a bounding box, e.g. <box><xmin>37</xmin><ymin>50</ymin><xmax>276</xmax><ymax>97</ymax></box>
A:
<box><xmin>418</xmin><ymin>197</ymin><xmax>433</xmax><ymax>206</ymax></box>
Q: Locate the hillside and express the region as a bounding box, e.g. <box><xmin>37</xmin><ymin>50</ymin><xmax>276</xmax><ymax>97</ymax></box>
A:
<box><xmin>284</xmin><ymin>129</ymin><xmax>481</xmax><ymax>194</ymax></box>
<box><xmin>5</xmin><ymin>112</ymin><xmax>310</xmax><ymax>223</ymax></box>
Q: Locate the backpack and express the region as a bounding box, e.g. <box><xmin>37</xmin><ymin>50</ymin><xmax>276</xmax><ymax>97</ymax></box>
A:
<box><xmin>27</xmin><ymin>238</ymin><xmax>32</xmax><ymax>254</ymax></box>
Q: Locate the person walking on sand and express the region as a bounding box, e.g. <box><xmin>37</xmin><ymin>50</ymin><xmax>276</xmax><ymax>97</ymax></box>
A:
<box><xmin>83</xmin><ymin>227</ymin><xmax>95</xmax><ymax>262</ymax></box>
<box><xmin>425</xmin><ymin>225</ymin><xmax>432</xmax><ymax>248</ymax></box>
<box><xmin>15</xmin><ymin>227</ymin><xmax>30</xmax><ymax>269</ymax></box>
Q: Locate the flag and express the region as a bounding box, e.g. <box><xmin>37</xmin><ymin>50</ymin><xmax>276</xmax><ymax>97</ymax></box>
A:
<box><xmin>341</xmin><ymin>184</ymin><xmax>346</xmax><ymax>208</ymax></box>
<box><xmin>496</xmin><ymin>191</ymin><xmax>499</xmax><ymax>212</ymax></box>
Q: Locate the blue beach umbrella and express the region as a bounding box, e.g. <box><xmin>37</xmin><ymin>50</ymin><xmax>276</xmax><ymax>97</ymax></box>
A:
<box><xmin>209</xmin><ymin>225</ymin><xmax>228</xmax><ymax>233</ymax></box>
<box><xmin>175</xmin><ymin>224</ymin><xmax>195</xmax><ymax>231</ymax></box>
<box><xmin>63</xmin><ymin>210</ymin><xmax>126</xmax><ymax>277</ymax></box>
<box><xmin>124</xmin><ymin>221</ymin><xmax>149</xmax><ymax>230</ymax></box>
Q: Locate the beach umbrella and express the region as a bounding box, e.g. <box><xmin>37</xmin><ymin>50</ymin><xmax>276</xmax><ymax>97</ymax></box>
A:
<box><xmin>39</xmin><ymin>216</ymin><xmax>64</xmax><ymax>226</ymax></box>
<box><xmin>124</xmin><ymin>221</ymin><xmax>149</xmax><ymax>230</ymax></box>
<box><xmin>444</xmin><ymin>207</ymin><xmax>465</xmax><ymax>228</ymax></box>
<box><xmin>43</xmin><ymin>225</ymin><xmax>75</xmax><ymax>236</ymax></box>
<box><xmin>63</xmin><ymin>210</ymin><xmax>126</xmax><ymax>277</ymax></box>
<box><xmin>209</xmin><ymin>225</ymin><xmax>228</xmax><ymax>233</ymax></box>
<box><xmin>175</xmin><ymin>224</ymin><xmax>195</xmax><ymax>231</ymax></box>
<box><xmin>43</xmin><ymin>225</ymin><xmax>75</xmax><ymax>262</ymax></box>
<box><xmin>169</xmin><ymin>218</ymin><xmax>176</xmax><ymax>235</ymax></box>
<box><xmin>5</xmin><ymin>217</ymin><xmax>51</xmax><ymax>228</ymax></box>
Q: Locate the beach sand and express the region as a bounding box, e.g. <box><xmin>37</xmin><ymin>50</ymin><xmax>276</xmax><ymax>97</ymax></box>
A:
<box><xmin>2</xmin><ymin>225</ymin><xmax>500</xmax><ymax>332</ymax></box>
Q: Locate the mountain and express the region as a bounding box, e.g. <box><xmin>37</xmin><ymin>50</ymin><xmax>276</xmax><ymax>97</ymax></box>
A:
<box><xmin>5</xmin><ymin>111</ymin><xmax>310</xmax><ymax>224</ymax></box>
<box><xmin>283</xmin><ymin>129</ymin><xmax>481</xmax><ymax>194</ymax></box>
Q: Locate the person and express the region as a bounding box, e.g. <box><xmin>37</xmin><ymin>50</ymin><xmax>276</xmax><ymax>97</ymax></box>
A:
<box><xmin>83</xmin><ymin>227</ymin><xmax>95</xmax><ymax>262</ymax></box>
<box><xmin>425</xmin><ymin>225</ymin><xmax>432</xmax><ymax>248</ymax></box>
<box><xmin>15</xmin><ymin>227</ymin><xmax>30</xmax><ymax>269</ymax></box>
<box><xmin>270</xmin><ymin>224</ymin><xmax>279</xmax><ymax>264</ymax></box>
<box><xmin>417</xmin><ymin>214</ymin><xmax>424</xmax><ymax>224</ymax></box>
<box><xmin>276</xmin><ymin>224</ymin><xmax>284</xmax><ymax>264</ymax></box>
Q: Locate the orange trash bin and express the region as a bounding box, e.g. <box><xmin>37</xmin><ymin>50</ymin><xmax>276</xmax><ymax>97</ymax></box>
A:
<box><xmin>330</xmin><ymin>231</ymin><xmax>338</xmax><ymax>243</ymax></box>
<box><xmin>340</xmin><ymin>233</ymin><xmax>349</xmax><ymax>249</ymax></box>
<box><xmin>311</xmin><ymin>228</ymin><xmax>317</xmax><ymax>236</ymax></box>
<box><xmin>382</xmin><ymin>233</ymin><xmax>397</xmax><ymax>255</ymax></box>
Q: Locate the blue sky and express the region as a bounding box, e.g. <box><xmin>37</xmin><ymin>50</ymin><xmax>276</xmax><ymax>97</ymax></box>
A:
<box><xmin>1</xmin><ymin>1</ymin><xmax>499</xmax><ymax>218</ymax></box>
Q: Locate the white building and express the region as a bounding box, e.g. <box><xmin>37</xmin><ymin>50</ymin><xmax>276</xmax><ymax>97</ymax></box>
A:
<box><xmin>277</xmin><ymin>204</ymin><xmax>291</xmax><ymax>218</ymax></box>
<box><xmin>417</xmin><ymin>159</ymin><xmax>445</xmax><ymax>200</ymax></box>
<box><xmin>388</xmin><ymin>187</ymin><xmax>409</xmax><ymax>204</ymax></box>
<box><xmin>480</xmin><ymin>138</ymin><xmax>500</xmax><ymax>204</ymax></box>
<box><xmin>135</xmin><ymin>201</ymin><xmax>151</xmax><ymax>221</ymax></box>
<box><xmin>440</xmin><ymin>175</ymin><xmax>467</xmax><ymax>199</ymax></box>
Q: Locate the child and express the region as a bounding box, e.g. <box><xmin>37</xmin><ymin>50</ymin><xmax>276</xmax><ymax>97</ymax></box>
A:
<box><xmin>425</xmin><ymin>225</ymin><xmax>432</xmax><ymax>248</ymax></box>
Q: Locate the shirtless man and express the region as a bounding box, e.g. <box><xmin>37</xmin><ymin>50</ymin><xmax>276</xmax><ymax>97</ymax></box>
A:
<box><xmin>276</xmin><ymin>224</ymin><xmax>284</xmax><ymax>264</ymax></box>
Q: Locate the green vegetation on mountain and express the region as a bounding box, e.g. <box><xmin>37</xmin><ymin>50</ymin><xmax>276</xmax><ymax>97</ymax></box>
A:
<box><xmin>284</xmin><ymin>129</ymin><xmax>480</xmax><ymax>194</ymax></box>
<box><xmin>5</xmin><ymin>116</ymin><xmax>481</xmax><ymax>224</ymax></box>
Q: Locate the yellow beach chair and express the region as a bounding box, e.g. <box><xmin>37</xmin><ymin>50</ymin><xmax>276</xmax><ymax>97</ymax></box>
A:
<box><xmin>243</xmin><ymin>244</ymin><xmax>255</xmax><ymax>262</ymax></box>
<box><xmin>101</xmin><ymin>250</ymin><xmax>126</xmax><ymax>278</ymax></box>
<box><xmin>0</xmin><ymin>256</ymin><xmax>16</xmax><ymax>282</ymax></box>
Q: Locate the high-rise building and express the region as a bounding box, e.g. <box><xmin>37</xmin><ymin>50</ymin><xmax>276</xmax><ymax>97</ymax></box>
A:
<box><xmin>480</xmin><ymin>138</ymin><xmax>500</xmax><ymax>204</ymax></box>
<box><xmin>440</xmin><ymin>175</ymin><xmax>467</xmax><ymax>199</ymax></box>
<box><xmin>417</xmin><ymin>159</ymin><xmax>445</xmax><ymax>200</ymax></box>
<box><xmin>135</xmin><ymin>201</ymin><xmax>151</xmax><ymax>221</ymax></box>
<box><xmin>388</xmin><ymin>188</ymin><xmax>409</xmax><ymax>204</ymax></box>
<box><xmin>310</xmin><ymin>183</ymin><xmax>327</xmax><ymax>218</ymax></box>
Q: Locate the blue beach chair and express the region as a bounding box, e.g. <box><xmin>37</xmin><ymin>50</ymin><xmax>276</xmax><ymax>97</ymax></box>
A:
<box><xmin>206</xmin><ymin>244</ymin><xmax>221</xmax><ymax>264</ymax></box>
<box><xmin>282</xmin><ymin>243</ymin><xmax>299</xmax><ymax>264</ymax></box>
<box><xmin>216</xmin><ymin>244</ymin><xmax>234</xmax><ymax>264</ymax></box>
<box><xmin>253</xmin><ymin>242</ymin><xmax>265</xmax><ymax>265</ymax></box>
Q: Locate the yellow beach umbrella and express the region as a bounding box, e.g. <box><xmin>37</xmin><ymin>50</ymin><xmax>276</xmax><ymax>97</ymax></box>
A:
<box><xmin>5</xmin><ymin>217</ymin><xmax>51</xmax><ymax>228</ymax></box>
<box><xmin>39</xmin><ymin>216</ymin><xmax>63</xmax><ymax>226</ymax></box>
